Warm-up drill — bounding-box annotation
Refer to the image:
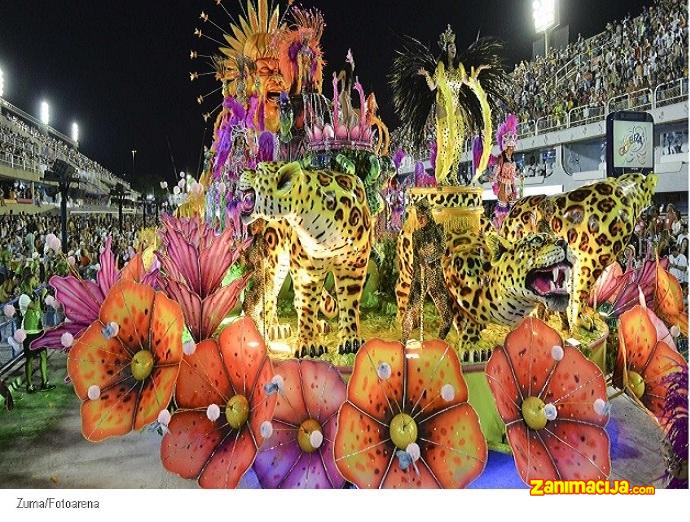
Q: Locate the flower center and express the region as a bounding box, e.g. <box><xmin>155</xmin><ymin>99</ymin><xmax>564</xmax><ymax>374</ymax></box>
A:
<box><xmin>131</xmin><ymin>350</ymin><xmax>154</xmax><ymax>381</ymax></box>
<box><xmin>626</xmin><ymin>370</ymin><xmax>645</xmax><ymax>399</ymax></box>
<box><xmin>521</xmin><ymin>396</ymin><xmax>547</xmax><ymax>431</ymax></box>
<box><xmin>297</xmin><ymin>418</ymin><xmax>323</xmax><ymax>453</ymax></box>
<box><xmin>389</xmin><ymin>413</ymin><xmax>418</xmax><ymax>450</ymax></box>
<box><xmin>225</xmin><ymin>395</ymin><xmax>249</xmax><ymax>429</ymax></box>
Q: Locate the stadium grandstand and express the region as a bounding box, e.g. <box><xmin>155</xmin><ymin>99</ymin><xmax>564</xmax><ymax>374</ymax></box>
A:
<box><xmin>402</xmin><ymin>0</ymin><xmax>688</xmax><ymax>213</ymax></box>
<box><xmin>0</xmin><ymin>96</ymin><xmax>138</xmax><ymax>215</ymax></box>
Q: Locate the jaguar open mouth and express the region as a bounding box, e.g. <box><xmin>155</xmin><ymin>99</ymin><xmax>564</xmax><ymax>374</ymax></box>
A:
<box><xmin>526</xmin><ymin>262</ymin><xmax>572</xmax><ymax>297</ymax></box>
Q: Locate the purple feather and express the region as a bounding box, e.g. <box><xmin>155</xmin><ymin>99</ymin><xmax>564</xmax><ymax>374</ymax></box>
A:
<box><xmin>472</xmin><ymin>136</ymin><xmax>484</xmax><ymax>174</ymax></box>
<box><xmin>661</xmin><ymin>364</ymin><xmax>688</xmax><ymax>489</ymax></box>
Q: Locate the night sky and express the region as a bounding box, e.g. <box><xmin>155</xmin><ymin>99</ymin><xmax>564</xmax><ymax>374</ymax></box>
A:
<box><xmin>0</xmin><ymin>0</ymin><xmax>648</xmax><ymax>191</ymax></box>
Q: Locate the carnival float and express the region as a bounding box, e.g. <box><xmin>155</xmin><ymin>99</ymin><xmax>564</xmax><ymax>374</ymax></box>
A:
<box><xmin>17</xmin><ymin>0</ymin><xmax>687</xmax><ymax>489</ymax></box>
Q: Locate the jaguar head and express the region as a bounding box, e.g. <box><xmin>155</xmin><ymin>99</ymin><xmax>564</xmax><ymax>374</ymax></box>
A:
<box><xmin>491</xmin><ymin>232</ymin><xmax>577</xmax><ymax>313</ymax></box>
<box><xmin>239</xmin><ymin>161</ymin><xmax>301</xmax><ymax>225</ymax></box>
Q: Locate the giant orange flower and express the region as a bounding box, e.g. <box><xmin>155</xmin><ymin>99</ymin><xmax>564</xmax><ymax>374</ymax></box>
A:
<box><xmin>334</xmin><ymin>339</ymin><xmax>487</xmax><ymax>489</ymax></box>
<box><xmin>67</xmin><ymin>280</ymin><xmax>184</xmax><ymax>442</ymax></box>
<box><xmin>655</xmin><ymin>258</ymin><xmax>688</xmax><ymax>336</ymax></box>
<box><xmin>160</xmin><ymin>317</ymin><xmax>276</xmax><ymax>488</ymax></box>
<box><xmin>486</xmin><ymin>318</ymin><xmax>611</xmax><ymax>484</ymax></box>
<box><xmin>615</xmin><ymin>304</ymin><xmax>687</xmax><ymax>420</ymax></box>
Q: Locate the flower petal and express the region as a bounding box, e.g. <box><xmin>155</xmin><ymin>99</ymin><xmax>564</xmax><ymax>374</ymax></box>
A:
<box><xmin>641</xmin><ymin>341</ymin><xmax>687</xmax><ymax>419</ymax></box>
<box><xmin>176</xmin><ymin>339</ymin><xmax>232</xmax><ymax>409</ymax></box>
<box><xmin>200</xmin><ymin>277</ymin><xmax>249</xmax><ymax>340</ymax></box>
<box><xmin>198</xmin><ymin>428</ymin><xmax>256</xmax><ymax>488</ymax></box>
<box><xmin>278</xmin><ymin>451</ymin><xmax>335</xmax><ymax>489</ymax></box>
<box><xmin>97</xmin><ymin>237</ymin><xmax>118</xmax><ymax>295</ymax></box>
<box><xmin>506</xmin><ymin>423</ymin><xmax>559</xmax><ymax>483</ymax></box>
<box><xmin>67</xmin><ymin>322</ymin><xmax>132</xmax><ymax>399</ymax></box>
<box><xmin>80</xmin><ymin>377</ymin><xmax>139</xmax><ymax>442</ymax></box>
<box><xmin>50</xmin><ymin>274</ymin><xmax>102</xmax><ymax>325</ymax></box>
<box><xmin>99</xmin><ymin>281</ymin><xmax>154</xmax><ymax>352</ymax></box>
<box><xmin>418</xmin><ymin>403</ymin><xmax>487</xmax><ymax>488</ymax></box>
<box><xmin>272</xmin><ymin>360</ymin><xmax>308</xmax><ymax>423</ymax></box>
<box><xmin>502</xmin><ymin>318</ymin><xmax>561</xmax><ymax>398</ymax></box>
<box><xmin>406</xmin><ymin>339</ymin><xmax>467</xmax><ymax>420</ymax></box>
<box><xmin>541</xmin><ymin>346</ymin><xmax>609</xmax><ymax>426</ymax></box>
<box><xmin>380</xmin><ymin>458</ymin><xmax>440</xmax><ymax>488</ymax></box>
<box><xmin>254</xmin><ymin>421</ymin><xmax>302</xmax><ymax>488</ymax></box>
<box><xmin>134</xmin><ymin>366</ymin><xmax>180</xmax><ymax>430</ymax></box>
<box><xmin>348</xmin><ymin>339</ymin><xmax>404</xmax><ymax>423</ymax></box>
<box><xmin>540</xmin><ymin>420</ymin><xmax>611</xmax><ymax>480</ymax></box>
<box><xmin>247</xmin><ymin>355</ymin><xmax>276</xmax><ymax>445</ymax></box>
<box><xmin>486</xmin><ymin>347</ymin><xmax>522</xmax><ymax>423</ymax></box>
<box><xmin>161</xmin><ymin>410</ymin><xmax>226</xmax><ymax>480</ymax></box>
<box><xmin>149</xmin><ymin>291</ymin><xmax>184</xmax><ymax>365</ymax></box>
<box><xmin>615</xmin><ymin>305</ymin><xmax>657</xmax><ymax>387</ymax></box>
<box><xmin>655</xmin><ymin>260</ymin><xmax>688</xmax><ymax>336</ymax></box>
<box><xmin>199</xmin><ymin>227</ymin><xmax>238</xmax><ymax>297</ymax></box>
<box><xmin>334</xmin><ymin>402</ymin><xmax>392</xmax><ymax>489</ymax></box>
<box><xmin>218</xmin><ymin>317</ymin><xmax>269</xmax><ymax>397</ymax></box>
<box><xmin>299</xmin><ymin>360</ymin><xmax>346</xmax><ymax>423</ymax></box>
<box><xmin>120</xmin><ymin>253</ymin><xmax>146</xmax><ymax>283</ymax></box>
<box><xmin>322</xmin><ymin>415</ymin><xmax>346</xmax><ymax>489</ymax></box>
<box><xmin>30</xmin><ymin>321</ymin><xmax>88</xmax><ymax>352</ymax></box>
<box><xmin>162</xmin><ymin>278</ymin><xmax>202</xmax><ymax>341</ymax></box>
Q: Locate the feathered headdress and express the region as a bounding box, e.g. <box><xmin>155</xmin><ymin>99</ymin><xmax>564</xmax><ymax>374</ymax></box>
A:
<box><xmin>496</xmin><ymin>113</ymin><xmax>518</xmax><ymax>151</ymax></box>
<box><xmin>438</xmin><ymin>25</ymin><xmax>456</xmax><ymax>51</ymax></box>
<box><xmin>389</xmin><ymin>35</ymin><xmax>509</xmax><ymax>150</ymax></box>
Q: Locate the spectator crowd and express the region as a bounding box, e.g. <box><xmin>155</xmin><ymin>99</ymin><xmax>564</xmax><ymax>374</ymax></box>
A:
<box><xmin>511</xmin><ymin>0</ymin><xmax>688</xmax><ymax>126</ymax></box>
<box><xmin>0</xmin><ymin>213</ymin><xmax>146</xmax><ymax>306</ymax></box>
<box><xmin>0</xmin><ymin>111</ymin><xmax>128</xmax><ymax>190</ymax></box>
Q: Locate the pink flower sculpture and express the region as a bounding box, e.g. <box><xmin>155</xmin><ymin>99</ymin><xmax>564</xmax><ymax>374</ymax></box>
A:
<box><xmin>486</xmin><ymin>318</ymin><xmax>611</xmax><ymax>484</ymax></box>
<box><xmin>253</xmin><ymin>359</ymin><xmax>346</xmax><ymax>488</ymax></box>
<box><xmin>30</xmin><ymin>237</ymin><xmax>148</xmax><ymax>352</ymax></box>
<box><xmin>159</xmin><ymin>215</ymin><xmax>250</xmax><ymax>342</ymax></box>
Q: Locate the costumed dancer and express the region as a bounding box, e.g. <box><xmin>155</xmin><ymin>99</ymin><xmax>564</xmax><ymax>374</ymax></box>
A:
<box><xmin>491</xmin><ymin>113</ymin><xmax>521</xmax><ymax>230</ymax></box>
<box><xmin>18</xmin><ymin>293</ymin><xmax>55</xmax><ymax>393</ymax></box>
<box><xmin>390</xmin><ymin>26</ymin><xmax>507</xmax><ymax>185</ymax></box>
<box><xmin>401</xmin><ymin>200</ymin><xmax>453</xmax><ymax>345</ymax></box>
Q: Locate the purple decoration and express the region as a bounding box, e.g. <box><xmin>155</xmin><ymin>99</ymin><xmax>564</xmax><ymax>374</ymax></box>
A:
<box><xmin>392</xmin><ymin>148</ymin><xmax>406</xmax><ymax>170</ymax></box>
<box><xmin>428</xmin><ymin>140</ymin><xmax>438</xmax><ymax>170</ymax></box>
<box><xmin>414</xmin><ymin>161</ymin><xmax>436</xmax><ymax>188</ymax></box>
<box><xmin>472</xmin><ymin>135</ymin><xmax>484</xmax><ymax>174</ymax></box>
<box><xmin>496</xmin><ymin>113</ymin><xmax>519</xmax><ymax>151</ymax></box>
<box><xmin>662</xmin><ymin>364</ymin><xmax>688</xmax><ymax>489</ymax></box>
<box><xmin>258</xmin><ymin>131</ymin><xmax>276</xmax><ymax>162</ymax></box>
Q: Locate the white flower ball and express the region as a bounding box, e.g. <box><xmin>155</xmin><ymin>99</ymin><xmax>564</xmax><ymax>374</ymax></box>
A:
<box><xmin>61</xmin><ymin>332</ymin><xmax>74</xmax><ymax>348</ymax></box>
<box><xmin>206</xmin><ymin>403</ymin><xmax>221</xmax><ymax>422</ymax></box>
<box><xmin>13</xmin><ymin>329</ymin><xmax>27</xmax><ymax>344</ymax></box>
<box><xmin>87</xmin><ymin>385</ymin><xmax>101</xmax><ymax>400</ymax></box>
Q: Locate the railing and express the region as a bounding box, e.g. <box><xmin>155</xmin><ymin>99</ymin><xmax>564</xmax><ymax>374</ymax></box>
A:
<box><xmin>655</xmin><ymin>78</ymin><xmax>689</xmax><ymax>108</ymax></box>
<box><xmin>0</xmin><ymin>151</ymin><xmax>42</xmax><ymax>174</ymax></box>
<box><xmin>517</xmin><ymin>121</ymin><xmax>536</xmax><ymax>139</ymax></box>
<box><xmin>536</xmin><ymin>114</ymin><xmax>568</xmax><ymax>135</ymax></box>
<box><xmin>568</xmin><ymin>103</ymin><xmax>606</xmax><ymax>127</ymax></box>
<box><xmin>513</xmin><ymin>77</ymin><xmax>685</xmax><ymax>140</ymax></box>
<box><xmin>607</xmin><ymin>88</ymin><xmax>653</xmax><ymax>113</ymax></box>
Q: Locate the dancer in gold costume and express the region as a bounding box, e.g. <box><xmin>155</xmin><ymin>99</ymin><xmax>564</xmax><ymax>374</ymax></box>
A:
<box><xmin>390</xmin><ymin>25</ymin><xmax>508</xmax><ymax>185</ymax></box>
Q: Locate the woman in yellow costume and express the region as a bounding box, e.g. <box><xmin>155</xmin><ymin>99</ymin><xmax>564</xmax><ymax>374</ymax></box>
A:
<box><xmin>390</xmin><ymin>26</ymin><xmax>508</xmax><ymax>185</ymax></box>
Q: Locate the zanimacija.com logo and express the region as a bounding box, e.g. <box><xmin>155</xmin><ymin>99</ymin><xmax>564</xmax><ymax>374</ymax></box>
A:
<box><xmin>529</xmin><ymin>480</ymin><xmax>655</xmax><ymax>496</ymax></box>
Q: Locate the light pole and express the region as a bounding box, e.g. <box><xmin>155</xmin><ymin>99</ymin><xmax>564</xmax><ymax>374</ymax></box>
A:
<box><xmin>131</xmin><ymin>149</ymin><xmax>137</xmax><ymax>181</ymax></box>
<box><xmin>71</xmin><ymin>122</ymin><xmax>79</xmax><ymax>148</ymax></box>
<box><xmin>40</xmin><ymin>101</ymin><xmax>50</xmax><ymax>126</ymax></box>
<box><xmin>532</xmin><ymin>0</ymin><xmax>558</xmax><ymax>57</ymax></box>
